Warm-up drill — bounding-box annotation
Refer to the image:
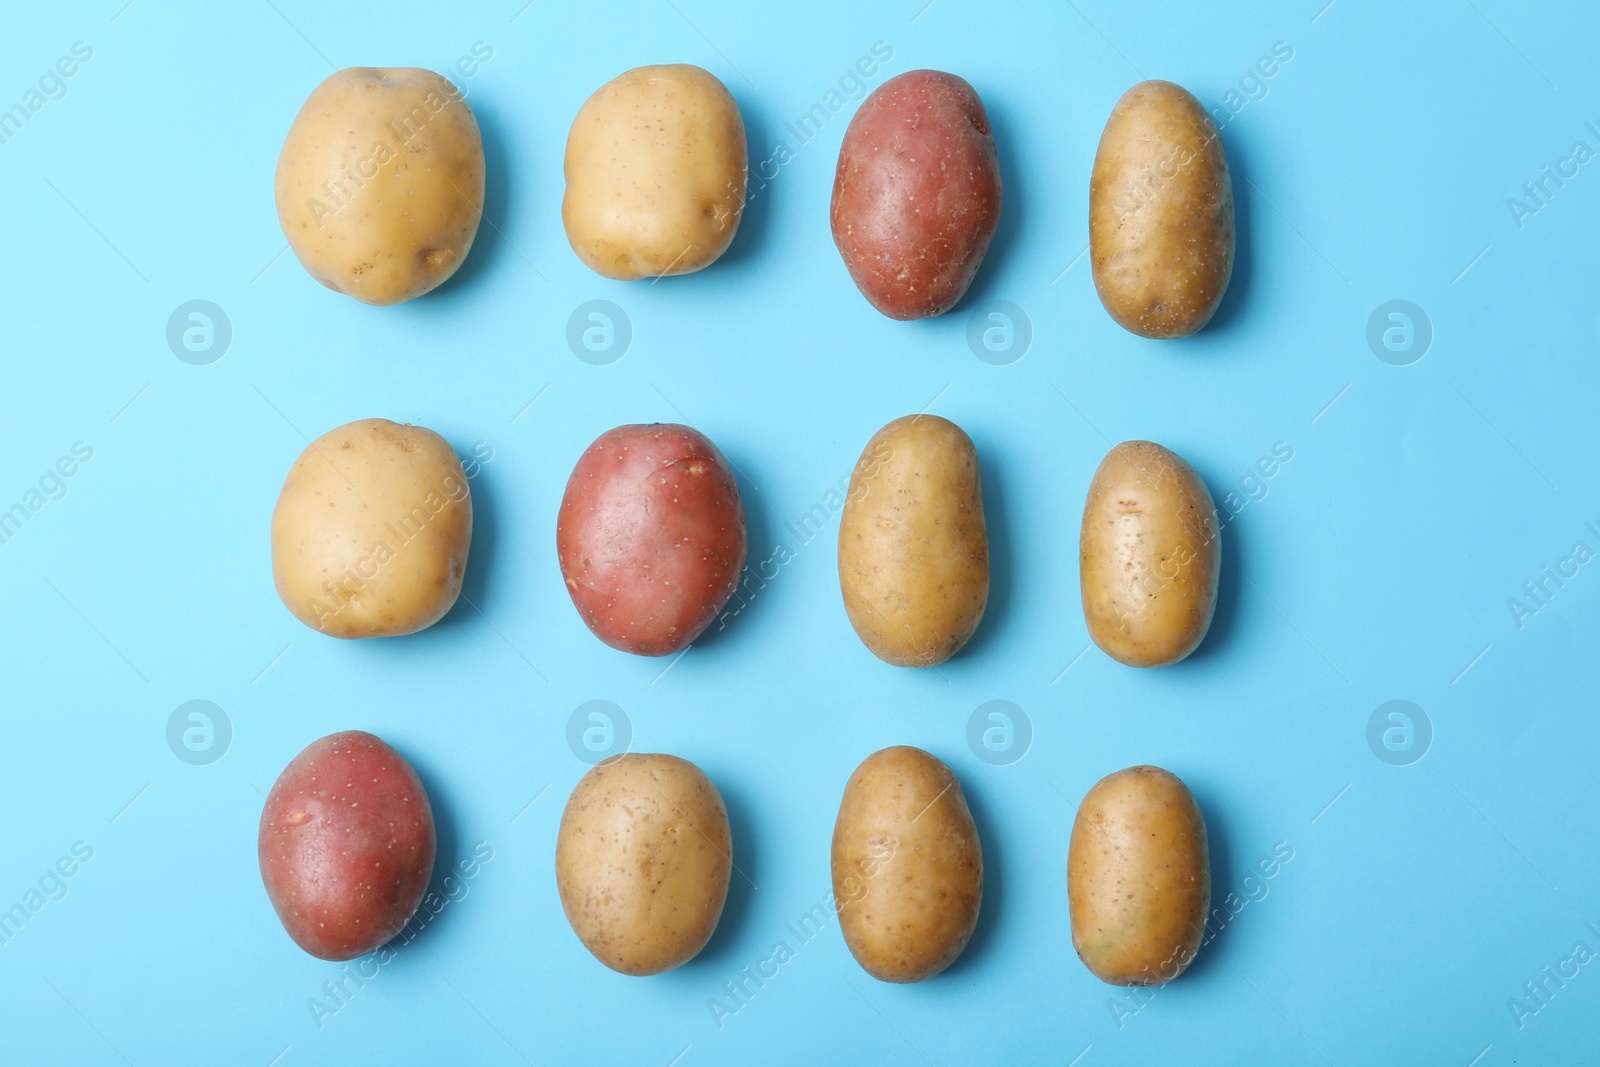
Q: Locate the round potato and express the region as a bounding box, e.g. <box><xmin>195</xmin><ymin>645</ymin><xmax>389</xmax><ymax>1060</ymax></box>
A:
<box><xmin>558</xmin><ymin>423</ymin><xmax>747</xmax><ymax>656</ymax></box>
<box><xmin>1080</xmin><ymin>440</ymin><xmax>1218</xmax><ymax>667</ymax></box>
<box><xmin>275</xmin><ymin>67</ymin><xmax>485</xmax><ymax>305</ymax></box>
<box><xmin>271</xmin><ymin>418</ymin><xmax>472</xmax><ymax>639</ymax></box>
<box><xmin>258</xmin><ymin>731</ymin><xmax>436</xmax><ymax>961</ymax></box>
<box><xmin>555</xmin><ymin>753</ymin><xmax>732</xmax><ymax>976</ymax></box>
<box><xmin>838</xmin><ymin>415</ymin><xmax>988</xmax><ymax>667</ymax></box>
<box><xmin>562</xmin><ymin>64</ymin><xmax>747</xmax><ymax>280</ymax></box>
<box><xmin>833</xmin><ymin>746</ymin><xmax>982</xmax><ymax>983</ymax></box>
<box><xmin>831</xmin><ymin>70</ymin><xmax>1002</xmax><ymax>319</ymax></box>
<box><xmin>1089</xmin><ymin>80</ymin><xmax>1234</xmax><ymax>338</ymax></box>
<box><xmin>1068</xmin><ymin>765</ymin><xmax>1210</xmax><ymax>985</ymax></box>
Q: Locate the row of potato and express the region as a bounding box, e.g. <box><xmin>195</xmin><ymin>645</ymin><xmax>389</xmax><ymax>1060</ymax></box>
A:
<box><xmin>261</xmin><ymin>730</ymin><xmax>1209</xmax><ymax>987</ymax></box>
<box><xmin>271</xmin><ymin>416</ymin><xmax>1220</xmax><ymax>669</ymax></box>
<box><xmin>277</xmin><ymin>62</ymin><xmax>1234</xmax><ymax>336</ymax></box>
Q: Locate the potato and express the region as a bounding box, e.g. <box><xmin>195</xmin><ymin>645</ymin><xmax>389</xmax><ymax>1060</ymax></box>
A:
<box><xmin>1080</xmin><ymin>440</ymin><xmax>1218</xmax><ymax>667</ymax></box>
<box><xmin>271</xmin><ymin>418</ymin><xmax>472</xmax><ymax>639</ymax></box>
<box><xmin>275</xmin><ymin>67</ymin><xmax>485</xmax><ymax>305</ymax></box>
<box><xmin>555</xmin><ymin>753</ymin><xmax>732</xmax><ymax>976</ymax></box>
<box><xmin>258</xmin><ymin>731</ymin><xmax>436</xmax><ymax>961</ymax></box>
<box><xmin>1068</xmin><ymin>765</ymin><xmax>1210</xmax><ymax>985</ymax></box>
<box><xmin>562</xmin><ymin>64</ymin><xmax>747</xmax><ymax>280</ymax></box>
<box><xmin>1089</xmin><ymin>80</ymin><xmax>1234</xmax><ymax>338</ymax></box>
<box><xmin>837</xmin><ymin>415</ymin><xmax>988</xmax><ymax>667</ymax></box>
<box><xmin>557</xmin><ymin>423</ymin><xmax>746</xmax><ymax>656</ymax></box>
<box><xmin>830</xmin><ymin>69</ymin><xmax>1002</xmax><ymax>319</ymax></box>
<box><xmin>832</xmin><ymin>746</ymin><xmax>982</xmax><ymax>982</ymax></box>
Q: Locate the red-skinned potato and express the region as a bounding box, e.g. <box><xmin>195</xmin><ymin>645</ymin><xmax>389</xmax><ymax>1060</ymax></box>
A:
<box><xmin>258</xmin><ymin>731</ymin><xmax>436</xmax><ymax>961</ymax></box>
<box><xmin>831</xmin><ymin>69</ymin><xmax>1002</xmax><ymax>319</ymax></box>
<box><xmin>558</xmin><ymin>423</ymin><xmax>747</xmax><ymax>656</ymax></box>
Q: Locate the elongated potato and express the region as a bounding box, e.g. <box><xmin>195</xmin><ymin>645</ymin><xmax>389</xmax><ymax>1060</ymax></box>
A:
<box><xmin>837</xmin><ymin>415</ymin><xmax>988</xmax><ymax>667</ymax></box>
<box><xmin>831</xmin><ymin>70</ymin><xmax>1002</xmax><ymax>319</ymax></box>
<box><xmin>1080</xmin><ymin>440</ymin><xmax>1218</xmax><ymax>667</ymax></box>
<box><xmin>562</xmin><ymin>64</ymin><xmax>747</xmax><ymax>280</ymax></box>
<box><xmin>1068</xmin><ymin>765</ymin><xmax>1210</xmax><ymax>985</ymax></box>
<box><xmin>833</xmin><ymin>747</ymin><xmax>982</xmax><ymax>982</ymax></box>
<box><xmin>1090</xmin><ymin>80</ymin><xmax>1234</xmax><ymax>338</ymax></box>
<box><xmin>555</xmin><ymin>753</ymin><xmax>732</xmax><ymax>976</ymax></box>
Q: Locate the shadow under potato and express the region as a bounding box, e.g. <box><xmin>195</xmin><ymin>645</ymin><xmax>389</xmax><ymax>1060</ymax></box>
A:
<box><xmin>1196</xmin><ymin>124</ymin><xmax>1253</xmax><ymax>335</ymax></box>
<box><xmin>936</xmin><ymin>770</ymin><xmax>1004</xmax><ymax>979</ymax></box>
<box><xmin>947</xmin><ymin>88</ymin><xmax>1022</xmax><ymax>311</ymax></box>
<box><xmin>1168</xmin><ymin>458</ymin><xmax>1242</xmax><ymax>667</ymax></box>
<box><xmin>951</xmin><ymin>436</ymin><xmax>1012</xmax><ymax>661</ymax></box>
<box><xmin>371</xmin><ymin>748</ymin><xmax>461</xmax><ymax>962</ymax></box>
<box><xmin>1175</xmin><ymin>780</ymin><xmax>1232</xmax><ymax>980</ymax></box>
<box><xmin>428</xmin><ymin>95</ymin><xmax>515</xmax><ymax>302</ymax></box>
<box><xmin>682</xmin><ymin>772</ymin><xmax>758</xmax><ymax>971</ymax></box>
<box><xmin>690</xmin><ymin>457</ymin><xmax>774</xmax><ymax>654</ymax></box>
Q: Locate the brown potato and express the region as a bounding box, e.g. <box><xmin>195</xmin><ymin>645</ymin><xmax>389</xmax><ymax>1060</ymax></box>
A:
<box><xmin>258</xmin><ymin>731</ymin><xmax>436</xmax><ymax>961</ymax></box>
<box><xmin>555</xmin><ymin>754</ymin><xmax>732</xmax><ymax>976</ymax></box>
<box><xmin>832</xmin><ymin>747</ymin><xmax>982</xmax><ymax>982</ymax></box>
<box><xmin>830</xmin><ymin>69</ymin><xmax>1002</xmax><ymax>319</ymax></box>
<box><xmin>837</xmin><ymin>415</ymin><xmax>988</xmax><ymax>667</ymax></box>
<box><xmin>1090</xmin><ymin>80</ymin><xmax>1234</xmax><ymax>338</ymax></box>
<box><xmin>1068</xmin><ymin>765</ymin><xmax>1210</xmax><ymax>985</ymax></box>
<box><xmin>557</xmin><ymin>423</ymin><xmax>747</xmax><ymax>656</ymax></box>
<box><xmin>1080</xmin><ymin>440</ymin><xmax>1219</xmax><ymax>667</ymax></box>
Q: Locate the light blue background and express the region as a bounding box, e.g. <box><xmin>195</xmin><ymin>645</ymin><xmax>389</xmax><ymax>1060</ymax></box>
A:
<box><xmin>1</xmin><ymin>0</ymin><xmax>1596</xmax><ymax>1063</ymax></box>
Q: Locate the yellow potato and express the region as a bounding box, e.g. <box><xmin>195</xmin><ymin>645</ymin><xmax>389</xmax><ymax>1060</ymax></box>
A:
<box><xmin>1068</xmin><ymin>765</ymin><xmax>1210</xmax><ymax>985</ymax></box>
<box><xmin>837</xmin><ymin>415</ymin><xmax>988</xmax><ymax>667</ymax></box>
<box><xmin>562</xmin><ymin>64</ymin><xmax>747</xmax><ymax>280</ymax></box>
<box><xmin>832</xmin><ymin>746</ymin><xmax>982</xmax><ymax>983</ymax></box>
<box><xmin>1089</xmin><ymin>80</ymin><xmax>1234</xmax><ymax>338</ymax></box>
<box><xmin>275</xmin><ymin>67</ymin><xmax>485</xmax><ymax>305</ymax></box>
<box><xmin>1080</xmin><ymin>440</ymin><xmax>1219</xmax><ymax>667</ymax></box>
<box><xmin>555</xmin><ymin>753</ymin><xmax>732</xmax><ymax>976</ymax></box>
<box><xmin>271</xmin><ymin>418</ymin><xmax>471</xmax><ymax>639</ymax></box>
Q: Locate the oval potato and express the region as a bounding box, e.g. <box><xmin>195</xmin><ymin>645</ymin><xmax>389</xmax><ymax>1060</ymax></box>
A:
<box><xmin>555</xmin><ymin>753</ymin><xmax>732</xmax><ymax>976</ymax></box>
<box><xmin>831</xmin><ymin>69</ymin><xmax>1003</xmax><ymax>319</ymax></box>
<box><xmin>275</xmin><ymin>67</ymin><xmax>485</xmax><ymax>305</ymax></box>
<box><xmin>1080</xmin><ymin>440</ymin><xmax>1218</xmax><ymax>667</ymax></box>
<box><xmin>833</xmin><ymin>746</ymin><xmax>982</xmax><ymax>982</ymax></box>
<box><xmin>562</xmin><ymin>64</ymin><xmax>747</xmax><ymax>280</ymax></box>
<box><xmin>271</xmin><ymin>418</ymin><xmax>472</xmax><ymax>639</ymax></box>
<box><xmin>838</xmin><ymin>415</ymin><xmax>988</xmax><ymax>667</ymax></box>
<box><xmin>258</xmin><ymin>731</ymin><xmax>436</xmax><ymax>961</ymax></box>
<box><xmin>1089</xmin><ymin>80</ymin><xmax>1234</xmax><ymax>338</ymax></box>
<box><xmin>557</xmin><ymin>423</ymin><xmax>747</xmax><ymax>656</ymax></box>
<box><xmin>1068</xmin><ymin>765</ymin><xmax>1210</xmax><ymax>985</ymax></box>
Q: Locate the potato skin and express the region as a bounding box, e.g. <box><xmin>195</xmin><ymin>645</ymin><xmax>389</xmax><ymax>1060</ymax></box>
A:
<box><xmin>831</xmin><ymin>70</ymin><xmax>1003</xmax><ymax>319</ymax></box>
<box><xmin>1089</xmin><ymin>80</ymin><xmax>1234</xmax><ymax>338</ymax></box>
<box><xmin>832</xmin><ymin>746</ymin><xmax>982</xmax><ymax>982</ymax></box>
<box><xmin>838</xmin><ymin>415</ymin><xmax>988</xmax><ymax>667</ymax></box>
<box><xmin>562</xmin><ymin>64</ymin><xmax>747</xmax><ymax>280</ymax></box>
<box><xmin>1068</xmin><ymin>765</ymin><xmax>1210</xmax><ymax>985</ymax></box>
<box><xmin>275</xmin><ymin>67</ymin><xmax>485</xmax><ymax>305</ymax></box>
<box><xmin>558</xmin><ymin>423</ymin><xmax>747</xmax><ymax>656</ymax></box>
<box><xmin>1080</xmin><ymin>440</ymin><xmax>1218</xmax><ymax>667</ymax></box>
<box><xmin>271</xmin><ymin>418</ymin><xmax>472</xmax><ymax>639</ymax></box>
<box><xmin>555</xmin><ymin>754</ymin><xmax>732</xmax><ymax>976</ymax></box>
<box><xmin>258</xmin><ymin>731</ymin><xmax>436</xmax><ymax>961</ymax></box>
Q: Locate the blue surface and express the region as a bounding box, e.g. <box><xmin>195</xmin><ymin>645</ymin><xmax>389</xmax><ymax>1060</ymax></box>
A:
<box><xmin>1</xmin><ymin>1</ymin><xmax>1597</xmax><ymax>1063</ymax></box>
